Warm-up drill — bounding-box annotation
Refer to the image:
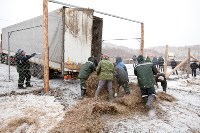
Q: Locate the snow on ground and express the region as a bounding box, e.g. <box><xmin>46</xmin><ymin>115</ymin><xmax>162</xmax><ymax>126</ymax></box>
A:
<box><xmin>0</xmin><ymin>63</ymin><xmax>200</xmax><ymax>132</ymax></box>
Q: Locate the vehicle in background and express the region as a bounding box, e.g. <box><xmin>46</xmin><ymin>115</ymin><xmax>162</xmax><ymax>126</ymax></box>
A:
<box><xmin>1</xmin><ymin>7</ymin><xmax>103</xmax><ymax>79</ymax></box>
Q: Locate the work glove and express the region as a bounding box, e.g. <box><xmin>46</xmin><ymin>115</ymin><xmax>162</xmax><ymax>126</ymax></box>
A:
<box><xmin>31</xmin><ymin>53</ymin><xmax>36</xmax><ymax>57</ymax></box>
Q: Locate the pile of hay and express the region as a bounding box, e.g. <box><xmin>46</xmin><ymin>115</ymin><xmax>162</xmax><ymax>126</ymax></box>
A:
<box><xmin>50</xmin><ymin>73</ymin><xmax>177</xmax><ymax>132</ymax></box>
<box><xmin>85</xmin><ymin>72</ymin><xmax>119</xmax><ymax>99</ymax></box>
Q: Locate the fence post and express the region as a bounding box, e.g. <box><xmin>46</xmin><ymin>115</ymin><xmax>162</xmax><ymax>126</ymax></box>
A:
<box><xmin>7</xmin><ymin>32</ymin><xmax>12</xmax><ymax>81</ymax></box>
<box><xmin>187</xmin><ymin>48</ymin><xmax>190</xmax><ymax>78</ymax></box>
<box><xmin>164</xmin><ymin>45</ymin><xmax>168</xmax><ymax>75</ymax></box>
<box><xmin>43</xmin><ymin>0</ymin><xmax>49</xmax><ymax>93</ymax></box>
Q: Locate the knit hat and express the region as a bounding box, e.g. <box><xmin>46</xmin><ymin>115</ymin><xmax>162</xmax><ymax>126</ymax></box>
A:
<box><xmin>102</xmin><ymin>54</ymin><xmax>109</xmax><ymax>60</ymax></box>
<box><xmin>88</xmin><ymin>57</ymin><xmax>94</xmax><ymax>62</ymax></box>
<box><xmin>137</xmin><ymin>55</ymin><xmax>145</xmax><ymax>63</ymax></box>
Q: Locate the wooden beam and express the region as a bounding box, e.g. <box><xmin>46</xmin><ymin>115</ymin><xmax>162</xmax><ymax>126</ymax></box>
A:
<box><xmin>43</xmin><ymin>0</ymin><xmax>49</xmax><ymax>93</ymax></box>
<box><xmin>187</xmin><ymin>48</ymin><xmax>190</xmax><ymax>77</ymax></box>
<box><xmin>191</xmin><ymin>55</ymin><xmax>200</xmax><ymax>63</ymax></box>
<box><xmin>140</xmin><ymin>23</ymin><xmax>144</xmax><ymax>55</ymax></box>
<box><xmin>164</xmin><ymin>45</ymin><xmax>168</xmax><ymax>75</ymax></box>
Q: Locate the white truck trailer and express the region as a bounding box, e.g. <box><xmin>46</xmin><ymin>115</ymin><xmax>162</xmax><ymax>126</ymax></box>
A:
<box><xmin>1</xmin><ymin>7</ymin><xmax>103</xmax><ymax>79</ymax></box>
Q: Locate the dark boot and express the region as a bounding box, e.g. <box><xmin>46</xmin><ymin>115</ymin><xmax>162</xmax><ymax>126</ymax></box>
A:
<box><xmin>79</xmin><ymin>89</ymin><xmax>86</xmax><ymax>100</ymax></box>
<box><xmin>18</xmin><ymin>85</ymin><xmax>26</xmax><ymax>89</ymax></box>
<box><xmin>26</xmin><ymin>84</ymin><xmax>33</xmax><ymax>87</ymax></box>
<box><xmin>142</xmin><ymin>96</ymin><xmax>148</xmax><ymax>104</ymax></box>
<box><xmin>146</xmin><ymin>95</ymin><xmax>155</xmax><ymax>109</ymax></box>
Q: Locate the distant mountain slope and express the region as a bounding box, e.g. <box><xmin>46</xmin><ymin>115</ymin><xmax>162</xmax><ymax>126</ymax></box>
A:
<box><xmin>102</xmin><ymin>42</ymin><xmax>200</xmax><ymax>60</ymax></box>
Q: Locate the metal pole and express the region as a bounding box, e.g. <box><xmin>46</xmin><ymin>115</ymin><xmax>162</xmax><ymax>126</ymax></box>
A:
<box><xmin>43</xmin><ymin>0</ymin><xmax>49</xmax><ymax>93</ymax></box>
<box><xmin>48</xmin><ymin>0</ymin><xmax>142</xmax><ymax>23</ymax></box>
<box><xmin>8</xmin><ymin>32</ymin><xmax>11</xmax><ymax>81</ymax></box>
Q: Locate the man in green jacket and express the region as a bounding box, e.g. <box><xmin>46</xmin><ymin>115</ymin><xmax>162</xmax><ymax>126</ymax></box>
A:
<box><xmin>134</xmin><ymin>55</ymin><xmax>158</xmax><ymax>109</ymax></box>
<box><xmin>78</xmin><ymin>57</ymin><xmax>96</xmax><ymax>99</ymax></box>
<box><xmin>95</xmin><ymin>54</ymin><xmax>114</xmax><ymax>102</ymax></box>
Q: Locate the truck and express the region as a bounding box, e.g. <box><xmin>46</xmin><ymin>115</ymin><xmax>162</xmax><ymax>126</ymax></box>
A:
<box><xmin>1</xmin><ymin>6</ymin><xmax>103</xmax><ymax>79</ymax></box>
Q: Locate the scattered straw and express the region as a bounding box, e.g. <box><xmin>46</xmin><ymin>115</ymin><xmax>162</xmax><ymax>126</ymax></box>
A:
<box><xmin>50</xmin><ymin>73</ymin><xmax>177</xmax><ymax>132</ymax></box>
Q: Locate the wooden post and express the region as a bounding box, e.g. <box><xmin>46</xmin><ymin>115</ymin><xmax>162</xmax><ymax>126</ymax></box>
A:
<box><xmin>43</xmin><ymin>0</ymin><xmax>49</xmax><ymax>93</ymax></box>
<box><xmin>140</xmin><ymin>23</ymin><xmax>144</xmax><ymax>55</ymax></box>
<box><xmin>164</xmin><ymin>45</ymin><xmax>168</xmax><ymax>74</ymax></box>
<box><xmin>187</xmin><ymin>48</ymin><xmax>190</xmax><ymax>78</ymax></box>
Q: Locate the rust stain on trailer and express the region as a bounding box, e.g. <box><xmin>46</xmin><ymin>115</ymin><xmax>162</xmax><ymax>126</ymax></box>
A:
<box><xmin>65</xmin><ymin>8</ymin><xmax>93</xmax><ymax>39</ymax></box>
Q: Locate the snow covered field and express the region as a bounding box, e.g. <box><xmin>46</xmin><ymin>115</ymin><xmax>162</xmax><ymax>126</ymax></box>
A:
<box><xmin>0</xmin><ymin>63</ymin><xmax>200</xmax><ymax>133</ymax></box>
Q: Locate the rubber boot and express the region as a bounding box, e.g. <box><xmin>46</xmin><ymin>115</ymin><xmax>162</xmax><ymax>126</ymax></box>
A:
<box><xmin>146</xmin><ymin>95</ymin><xmax>155</xmax><ymax>109</ymax></box>
<box><xmin>18</xmin><ymin>85</ymin><xmax>26</xmax><ymax>89</ymax></box>
<box><xmin>142</xmin><ymin>96</ymin><xmax>148</xmax><ymax>104</ymax></box>
<box><xmin>79</xmin><ymin>89</ymin><xmax>86</xmax><ymax>100</ymax></box>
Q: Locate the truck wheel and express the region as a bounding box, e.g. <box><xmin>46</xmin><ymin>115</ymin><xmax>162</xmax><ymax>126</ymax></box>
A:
<box><xmin>1</xmin><ymin>54</ymin><xmax>6</xmax><ymax>63</ymax></box>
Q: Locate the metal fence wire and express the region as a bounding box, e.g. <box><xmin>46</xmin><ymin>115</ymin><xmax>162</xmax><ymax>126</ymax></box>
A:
<box><xmin>1</xmin><ymin>8</ymin><xmax>65</xmax><ymax>84</ymax></box>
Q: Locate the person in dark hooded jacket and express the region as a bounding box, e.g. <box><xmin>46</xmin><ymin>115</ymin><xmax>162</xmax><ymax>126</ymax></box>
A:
<box><xmin>132</xmin><ymin>55</ymin><xmax>138</xmax><ymax>68</ymax></box>
<box><xmin>114</xmin><ymin>64</ymin><xmax>130</xmax><ymax>96</ymax></box>
<box><xmin>171</xmin><ymin>59</ymin><xmax>178</xmax><ymax>75</ymax></box>
<box><xmin>15</xmin><ymin>49</ymin><xmax>36</xmax><ymax>89</ymax></box>
<box><xmin>134</xmin><ymin>55</ymin><xmax>158</xmax><ymax>109</ymax></box>
<box><xmin>190</xmin><ymin>61</ymin><xmax>199</xmax><ymax>77</ymax></box>
<box><xmin>155</xmin><ymin>73</ymin><xmax>167</xmax><ymax>92</ymax></box>
<box><xmin>115</xmin><ymin>57</ymin><xmax>127</xmax><ymax>71</ymax></box>
<box><xmin>78</xmin><ymin>57</ymin><xmax>96</xmax><ymax>99</ymax></box>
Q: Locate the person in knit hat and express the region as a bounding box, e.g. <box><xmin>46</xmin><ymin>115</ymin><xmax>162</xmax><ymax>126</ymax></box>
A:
<box><xmin>134</xmin><ymin>55</ymin><xmax>158</xmax><ymax>109</ymax></box>
<box><xmin>95</xmin><ymin>54</ymin><xmax>114</xmax><ymax>102</ymax></box>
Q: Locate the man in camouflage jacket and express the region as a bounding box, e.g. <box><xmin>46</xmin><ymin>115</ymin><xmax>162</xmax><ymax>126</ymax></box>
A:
<box><xmin>95</xmin><ymin>54</ymin><xmax>114</xmax><ymax>102</ymax></box>
<box><xmin>15</xmin><ymin>49</ymin><xmax>36</xmax><ymax>89</ymax></box>
<box><xmin>134</xmin><ymin>55</ymin><xmax>158</xmax><ymax>109</ymax></box>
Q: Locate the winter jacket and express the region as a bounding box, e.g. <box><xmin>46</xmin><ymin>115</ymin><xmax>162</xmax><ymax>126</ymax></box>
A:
<box><xmin>96</xmin><ymin>59</ymin><xmax>114</xmax><ymax>80</ymax></box>
<box><xmin>190</xmin><ymin>62</ymin><xmax>199</xmax><ymax>70</ymax></box>
<box><xmin>155</xmin><ymin>73</ymin><xmax>166</xmax><ymax>83</ymax></box>
<box><xmin>132</xmin><ymin>55</ymin><xmax>137</xmax><ymax>61</ymax></box>
<box><xmin>145</xmin><ymin>56</ymin><xmax>151</xmax><ymax>62</ymax></box>
<box><xmin>171</xmin><ymin>60</ymin><xmax>177</xmax><ymax>68</ymax></box>
<box><xmin>152</xmin><ymin>57</ymin><xmax>158</xmax><ymax>66</ymax></box>
<box><xmin>78</xmin><ymin>61</ymin><xmax>96</xmax><ymax>79</ymax></box>
<box><xmin>158</xmin><ymin>57</ymin><xmax>164</xmax><ymax>66</ymax></box>
<box><xmin>114</xmin><ymin>65</ymin><xmax>129</xmax><ymax>85</ymax></box>
<box><xmin>134</xmin><ymin>62</ymin><xmax>158</xmax><ymax>88</ymax></box>
<box><xmin>15</xmin><ymin>53</ymin><xmax>35</xmax><ymax>72</ymax></box>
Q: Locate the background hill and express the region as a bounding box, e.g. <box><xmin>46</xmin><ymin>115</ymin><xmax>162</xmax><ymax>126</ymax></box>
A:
<box><xmin>102</xmin><ymin>42</ymin><xmax>200</xmax><ymax>62</ymax></box>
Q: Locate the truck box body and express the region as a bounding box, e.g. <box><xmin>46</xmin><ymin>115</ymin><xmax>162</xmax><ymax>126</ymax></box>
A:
<box><xmin>1</xmin><ymin>7</ymin><xmax>102</xmax><ymax>78</ymax></box>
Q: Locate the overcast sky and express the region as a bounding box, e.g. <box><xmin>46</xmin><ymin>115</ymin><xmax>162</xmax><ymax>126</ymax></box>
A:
<box><xmin>0</xmin><ymin>0</ymin><xmax>200</xmax><ymax>49</ymax></box>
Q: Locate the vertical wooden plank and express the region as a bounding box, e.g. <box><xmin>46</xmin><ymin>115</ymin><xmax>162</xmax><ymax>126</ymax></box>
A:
<box><xmin>43</xmin><ymin>0</ymin><xmax>49</xmax><ymax>93</ymax></box>
<box><xmin>164</xmin><ymin>45</ymin><xmax>168</xmax><ymax>74</ymax></box>
<box><xmin>140</xmin><ymin>23</ymin><xmax>144</xmax><ymax>55</ymax></box>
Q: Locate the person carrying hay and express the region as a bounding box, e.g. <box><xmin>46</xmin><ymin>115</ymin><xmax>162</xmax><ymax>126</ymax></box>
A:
<box><xmin>114</xmin><ymin>57</ymin><xmax>130</xmax><ymax>96</ymax></box>
<box><xmin>95</xmin><ymin>54</ymin><xmax>114</xmax><ymax>102</ymax></box>
<box><xmin>155</xmin><ymin>73</ymin><xmax>167</xmax><ymax>93</ymax></box>
<box><xmin>78</xmin><ymin>57</ymin><xmax>96</xmax><ymax>100</ymax></box>
<box><xmin>134</xmin><ymin>55</ymin><xmax>158</xmax><ymax>109</ymax></box>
